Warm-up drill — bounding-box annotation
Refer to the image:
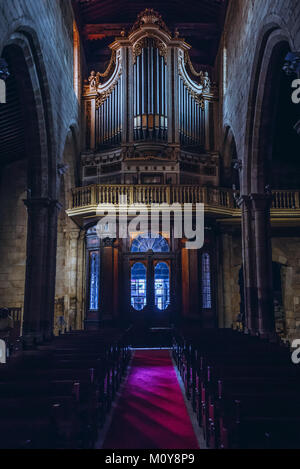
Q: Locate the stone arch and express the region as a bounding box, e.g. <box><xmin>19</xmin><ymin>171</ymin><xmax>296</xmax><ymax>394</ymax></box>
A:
<box><xmin>1</xmin><ymin>28</ymin><xmax>55</xmax><ymax>197</ymax></box>
<box><xmin>239</xmin><ymin>26</ymin><xmax>294</xmax><ymax>337</ymax></box>
<box><xmin>243</xmin><ymin>24</ymin><xmax>293</xmax><ymax>195</ymax></box>
<box><xmin>0</xmin><ymin>28</ymin><xmax>58</xmax><ymax>344</ymax></box>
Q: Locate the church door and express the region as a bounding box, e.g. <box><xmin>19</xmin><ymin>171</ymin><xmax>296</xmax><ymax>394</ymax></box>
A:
<box><xmin>128</xmin><ymin>234</ymin><xmax>173</xmax><ymax>327</ymax></box>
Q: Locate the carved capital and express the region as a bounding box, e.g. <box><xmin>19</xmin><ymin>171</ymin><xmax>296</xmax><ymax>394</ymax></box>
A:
<box><xmin>250</xmin><ymin>193</ymin><xmax>273</xmax><ymax>211</ymax></box>
<box><xmin>23</xmin><ymin>197</ymin><xmax>62</xmax><ymax>213</ymax></box>
<box><xmin>68</xmin><ymin>229</ymin><xmax>81</xmax><ymax>241</ymax></box>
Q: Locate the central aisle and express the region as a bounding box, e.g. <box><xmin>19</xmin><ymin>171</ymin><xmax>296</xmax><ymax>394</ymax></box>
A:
<box><xmin>102</xmin><ymin>350</ymin><xmax>199</xmax><ymax>449</ymax></box>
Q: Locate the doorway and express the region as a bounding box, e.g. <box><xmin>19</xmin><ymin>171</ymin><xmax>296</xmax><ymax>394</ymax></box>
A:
<box><xmin>128</xmin><ymin>234</ymin><xmax>173</xmax><ymax>328</ymax></box>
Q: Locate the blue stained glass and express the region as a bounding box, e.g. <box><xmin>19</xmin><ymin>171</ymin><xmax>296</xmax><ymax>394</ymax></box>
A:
<box><xmin>131</xmin><ymin>263</ymin><xmax>147</xmax><ymax>311</ymax></box>
<box><xmin>155</xmin><ymin>262</ymin><xmax>170</xmax><ymax>311</ymax></box>
<box><xmin>202</xmin><ymin>253</ymin><xmax>212</xmax><ymax>309</ymax></box>
<box><xmin>89</xmin><ymin>251</ymin><xmax>100</xmax><ymax>310</ymax></box>
<box><xmin>131</xmin><ymin>234</ymin><xmax>170</xmax><ymax>253</ymax></box>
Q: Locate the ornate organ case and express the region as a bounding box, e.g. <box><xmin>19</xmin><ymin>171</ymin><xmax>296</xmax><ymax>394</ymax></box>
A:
<box><xmin>82</xmin><ymin>9</ymin><xmax>219</xmax><ymax>187</ymax></box>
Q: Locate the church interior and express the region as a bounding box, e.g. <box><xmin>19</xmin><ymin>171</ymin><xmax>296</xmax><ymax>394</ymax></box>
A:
<box><xmin>0</xmin><ymin>0</ymin><xmax>300</xmax><ymax>450</ymax></box>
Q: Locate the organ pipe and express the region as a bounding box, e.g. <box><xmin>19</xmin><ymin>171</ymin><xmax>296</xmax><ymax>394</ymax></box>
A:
<box><xmin>177</xmin><ymin>76</ymin><xmax>205</xmax><ymax>146</ymax></box>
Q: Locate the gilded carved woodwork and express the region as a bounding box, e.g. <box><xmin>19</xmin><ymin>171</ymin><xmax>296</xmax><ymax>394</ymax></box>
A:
<box><xmin>82</xmin><ymin>9</ymin><xmax>219</xmax><ymax>185</ymax></box>
<box><xmin>133</xmin><ymin>37</ymin><xmax>167</xmax><ymax>64</ymax></box>
<box><xmin>131</xmin><ymin>8</ymin><xmax>171</xmax><ymax>36</ymax></box>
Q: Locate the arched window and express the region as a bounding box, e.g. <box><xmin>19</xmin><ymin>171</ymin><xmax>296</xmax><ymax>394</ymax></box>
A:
<box><xmin>131</xmin><ymin>234</ymin><xmax>170</xmax><ymax>253</ymax></box>
<box><xmin>131</xmin><ymin>263</ymin><xmax>147</xmax><ymax>311</ymax></box>
<box><xmin>155</xmin><ymin>262</ymin><xmax>170</xmax><ymax>311</ymax></box>
<box><xmin>89</xmin><ymin>251</ymin><xmax>100</xmax><ymax>310</ymax></box>
<box><xmin>202</xmin><ymin>253</ymin><xmax>212</xmax><ymax>309</ymax></box>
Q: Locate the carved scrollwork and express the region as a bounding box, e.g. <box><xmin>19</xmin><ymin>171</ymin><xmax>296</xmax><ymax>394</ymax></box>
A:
<box><xmin>131</xmin><ymin>8</ymin><xmax>171</xmax><ymax>36</ymax></box>
<box><xmin>184</xmin><ymin>51</ymin><xmax>211</xmax><ymax>90</ymax></box>
<box><xmin>133</xmin><ymin>37</ymin><xmax>167</xmax><ymax>64</ymax></box>
<box><xmin>95</xmin><ymin>68</ymin><xmax>122</xmax><ymax>109</ymax></box>
<box><xmin>178</xmin><ymin>66</ymin><xmax>205</xmax><ymax>109</ymax></box>
<box><xmin>88</xmin><ymin>51</ymin><xmax>117</xmax><ymax>91</ymax></box>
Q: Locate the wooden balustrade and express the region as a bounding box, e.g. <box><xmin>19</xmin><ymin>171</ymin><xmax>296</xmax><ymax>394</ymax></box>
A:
<box><xmin>272</xmin><ymin>190</ymin><xmax>300</xmax><ymax>209</ymax></box>
<box><xmin>69</xmin><ymin>186</ymin><xmax>300</xmax><ymax>212</ymax></box>
<box><xmin>70</xmin><ymin>185</ymin><xmax>236</xmax><ymax>209</ymax></box>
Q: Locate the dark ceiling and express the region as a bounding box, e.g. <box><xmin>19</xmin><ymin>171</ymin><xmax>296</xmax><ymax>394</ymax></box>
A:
<box><xmin>73</xmin><ymin>0</ymin><xmax>229</xmax><ymax>71</ymax></box>
<box><xmin>0</xmin><ymin>48</ymin><xmax>26</xmax><ymax>167</ymax></box>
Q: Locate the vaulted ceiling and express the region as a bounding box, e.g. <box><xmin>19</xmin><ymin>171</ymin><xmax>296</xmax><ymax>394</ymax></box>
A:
<box><xmin>73</xmin><ymin>0</ymin><xmax>228</xmax><ymax>70</ymax></box>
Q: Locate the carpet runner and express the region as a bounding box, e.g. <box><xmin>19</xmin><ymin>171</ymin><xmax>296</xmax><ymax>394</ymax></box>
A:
<box><xmin>102</xmin><ymin>349</ymin><xmax>199</xmax><ymax>449</ymax></box>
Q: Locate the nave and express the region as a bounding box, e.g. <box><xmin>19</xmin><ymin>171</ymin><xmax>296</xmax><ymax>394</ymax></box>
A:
<box><xmin>100</xmin><ymin>349</ymin><xmax>200</xmax><ymax>450</ymax></box>
<box><xmin>1</xmin><ymin>327</ymin><xmax>300</xmax><ymax>450</ymax></box>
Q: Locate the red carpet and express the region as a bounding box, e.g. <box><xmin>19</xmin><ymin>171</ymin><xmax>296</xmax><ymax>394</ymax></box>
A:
<box><xmin>102</xmin><ymin>350</ymin><xmax>199</xmax><ymax>449</ymax></box>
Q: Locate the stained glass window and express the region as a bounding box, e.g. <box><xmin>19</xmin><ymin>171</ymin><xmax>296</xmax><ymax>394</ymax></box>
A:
<box><xmin>89</xmin><ymin>251</ymin><xmax>100</xmax><ymax>310</ymax></box>
<box><xmin>131</xmin><ymin>263</ymin><xmax>147</xmax><ymax>311</ymax></box>
<box><xmin>202</xmin><ymin>253</ymin><xmax>212</xmax><ymax>309</ymax></box>
<box><xmin>155</xmin><ymin>262</ymin><xmax>170</xmax><ymax>311</ymax></box>
<box><xmin>131</xmin><ymin>234</ymin><xmax>170</xmax><ymax>253</ymax></box>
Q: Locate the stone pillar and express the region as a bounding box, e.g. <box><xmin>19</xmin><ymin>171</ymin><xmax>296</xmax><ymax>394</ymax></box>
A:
<box><xmin>23</xmin><ymin>197</ymin><xmax>56</xmax><ymax>346</ymax></box>
<box><xmin>66</xmin><ymin>228</ymin><xmax>81</xmax><ymax>330</ymax></box>
<box><xmin>221</xmin><ymin>233</ymin><xmax>233</xmax><ymax>328</ymax></box>
<box><xmin>251</xmin><ymin>193</ymin><xmax>275</xmax><ymax>337</ymax></box>
<box><xmin>76</xmin><ymin>230</ymin><xmax>85</xmax><ymax>330</ymax></box>
<box><xmin>43</xmin><ymin>200</ymin><xmax>61</xmax><ymax>340</ymax></box>
<box><xmin>239</xmin><ymin>195</ymin><xmax>258</xmax><ymax>333</ymax></box>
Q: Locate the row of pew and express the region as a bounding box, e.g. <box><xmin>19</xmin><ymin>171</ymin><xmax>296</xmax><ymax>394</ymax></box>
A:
<box><xmin>173</xmin><ymin>328</ymin><xmax>300</xmax><ymax>449</ymax></box>
<box><xmin>0</xmin><ymin>329</ymin><xmax>131</xmax><ymax>449</ymax></box>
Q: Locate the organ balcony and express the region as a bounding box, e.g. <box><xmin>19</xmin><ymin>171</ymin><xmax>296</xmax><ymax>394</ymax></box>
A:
<box><xmin>69</xmin><ymin>10</ymin><xmax>300</xmax><ymax>229</ymax></box>
<box><xmin>67</xmin><ymin>185</ymin><xmax>300</xmax><ymax>226</ymax></box>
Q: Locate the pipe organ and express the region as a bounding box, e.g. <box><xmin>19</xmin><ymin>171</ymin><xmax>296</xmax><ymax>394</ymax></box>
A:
<box><xmin>83</xmin><ymin>9</ymin><xmax>218</xmax><ymax>187</ymax></box>
<box><xmin>133</xmin><ymin>38</ymin><xmax>168</xmax><ymax>141</ymax></box>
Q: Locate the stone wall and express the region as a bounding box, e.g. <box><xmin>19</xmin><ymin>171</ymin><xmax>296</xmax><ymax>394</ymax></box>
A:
<box><xmin>0</xmin><ymin>161</ymin><xmax>28</xmax><ymax>308</ymax></box>
<box><xmin>217</xmin><ymin>231</ymin><xmax>300</xmax><ymax>338</ymax></box>
<box><xmin>272</xmin><ymin>238</ymin><xmax>300</xmax><ymax>341</ymax></box>
<box><xmin>218</xmin><ymin>232</ymin><xmax>243</xmax><ymax>328</ymax></box>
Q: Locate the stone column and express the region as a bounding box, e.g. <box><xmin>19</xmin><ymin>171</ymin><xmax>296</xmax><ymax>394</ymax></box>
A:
<box><xmin>221</xmin><ymin>233</ymin><xmax>233</xmax><ymax>328</ymax></box>
<box><xmin>43</xmin><ymin>200</ymin><xmax>61</xmax><ymax>340</ymax></box>
<box><xmin>251</xmin><ymin>193</ymin><xmax>275</xmax><ymax>337</ymax></box>
<box><xmin>76</xmin><ymin>230</ymin><xmax>85</xmax><ymax>330</ymax></box>
<box><xmin>22</xmin><ymin>197</ymin><xmax>53</xmax><ymax>346</ymax></box>
<box><xmin>66</xmin><ymin>228</ymin><xmax>81</xmax><ymax>331</ymax></box>
<box><xmin>239</xmin><ymin>195</ymin><xmax>258</xmax><ymax>333</ymax></box>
